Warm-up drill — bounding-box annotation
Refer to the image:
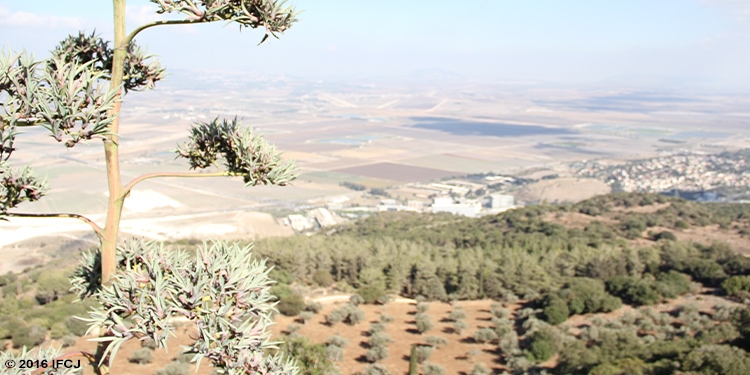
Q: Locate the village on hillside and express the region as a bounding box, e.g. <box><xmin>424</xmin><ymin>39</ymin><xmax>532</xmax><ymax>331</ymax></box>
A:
<box><xmin>278</xmin><ymin>177</ymin><xmax>518</xmax><ymax>233</ymax></box>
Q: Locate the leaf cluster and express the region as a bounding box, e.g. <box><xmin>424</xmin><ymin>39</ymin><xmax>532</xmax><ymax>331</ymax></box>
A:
<box><xmin>71</xmin><ymin>239</ymin><xmax>298</xmax><ymax>374</ymax></box>
<box><xmin>51</xmin><ymin>31</ymin><xmax>165</xmax><ymax>93</ymax></box>
<box><xmin>151</xmin><ymin>0</ymin><xmax>299</xmax><ymax>44</ymax></box>
<box><xmin>0</xmin><ymin>161</ymin><xmax>48</xmax><ymax>217</ymax></box>
<box><xmin>176</xmin><ymin>117</ymin><xmax>297</xmax><ymax>186</ymax></box>
<box><xmin>1</xmin><ymin>49</ymin><xmax>117</xmax><ymax>147</ymax></box>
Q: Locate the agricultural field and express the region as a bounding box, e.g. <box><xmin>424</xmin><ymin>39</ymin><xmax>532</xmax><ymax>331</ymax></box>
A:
<box><xmin>4</xmin><ymin>78</ymin><xmax>750</xmax><ymax>250</ymax></box>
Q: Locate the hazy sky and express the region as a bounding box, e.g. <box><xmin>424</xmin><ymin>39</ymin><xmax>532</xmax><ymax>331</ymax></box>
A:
<box><xmin>2</xmin><ymin>0</ymin><xmax>750</xmax><ymax>89</ymax></box>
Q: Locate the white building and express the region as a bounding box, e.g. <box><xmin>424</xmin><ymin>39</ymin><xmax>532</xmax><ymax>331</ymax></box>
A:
<box><xmin>432</xmin><ymin>196</ymin><xmax>454</xmax><ymax>206</ymax></box>
<box><xmin>429</xmin><ymin>183</ymin><xmax>470</xmax><ymax>196</ymax></box>
<box><xmin>431</xmin><ymin>197</ymin><xmax>482</xmax><ymax>217</ymax></box>
<box><xmin>288</xmin><ymin>214</ymin><xmax>314</xmax><ymax>232</ymax></box>
<box><xmin>380</xmin><ymin>199</ymin><xmax>398</xmax><ymax>207</ymax></box>
<box><xmin>489</xmin><ymin>194</ymin><xmax>515</xmax><ymax>210</ymax></box>
<box><xmin>407</xmin><ymin>200</ymin><xmax>425</xmax><ymax>210</ymax></box>
<box><xmin>310</xmin><ymin>207</ymin><xmax>340</xmax><ymax>227</ymax></box>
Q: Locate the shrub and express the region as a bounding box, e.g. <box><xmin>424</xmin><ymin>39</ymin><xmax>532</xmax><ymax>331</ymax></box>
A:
<box><xmin>305</xmin><ymin>301</ymin><xmax>323</xmax><ymax>314</ymax></box>
<box><xmin>278</xmin><ymin>294</ymin><xmax>306</xmax><ymax>317</ymax></box>
<box><xmin>61</xmin><ymin>334</ymin><xmax>77</xmax><ymax>348</ymax></box>
<box><xmin>723</xmin><ymin>276</ymin><xmax>750</xmax><ymax>296</ymax></box>
<box><xmin>422</xmin><ymin>362</ymin><xmax>445</xmax><ymax>375</ymax></box>
<box><xmin>675</xmin><ymin>220</ymin><xmax>690</xmax><ymax>229</ymax></box>
<box><xmin>686</xmin><ymin>259</ymin><xmax>727</xmax><ymax>285</ymax></box>
<box><xmin>656</xmin><ymin>271</ymin><xmax>690</xmax><ymax>298</ymax></box>
<box><xmin>627</xmin><ymin>282</ymin><xmax>661</xmax><ymax>305</ymax></box>
<box><xmin>326</xmin><ymin>308</ymin><xmax>346</xmax><ymax>325</ymax></box>
<box><xmin>424</xmin><ymin>336</ymin><xmax>448</xmax><ymax>348</ymax></box>
<box><xmin>358</xmin><ymin>268</ymin><xmax>389</xmax><ymax>305</ymax></box>
<box><xmin>365</xmin><ymin>345</ymin><xmax>389</xmax><ymax>362</ymax></box>
<box><xmin>129</xmin><ymin>348</ymin><xmax>154</xmax><ymax>364</ymax></box>
<box><xmin>340</xmin><ymin>181</ymin><xmax>367</xmax><ymax>191</ymax></box>
<box><xmin>653</xmin><ymin>230</ymin><xmax>677</xmax><ymax>241</ymax></box>
<box><xmin>415</xmin><ymin>313</ymin><xmax>433</xmax><ymax>334</ymax></box>
<box><xmin>368</xmin><ymin>332</ymin><xmax>393</xmax><ymax>348</ymax></box>
<box><xmin>469</xmin><ymin>363</ymin><xmax>490</xmax><ymax>375</ymax></box>
<box><xmin>286</xmin><ymin>323</ymin><xmax>301</xmax><ymax>335</ymax></box>
<box><xmin>683</xmin><ymin>344</ymin><xmax>750</xmax><ymax>375</ymax></box>
<box><xmin>607</xmin><ymin>274</ymin><xmax>636</xmax><ymax>293</ymax></box>
<box><xmin>175</xmin><ymin>353</ymin><xmax>195</xmax><ymax>364</ymax></box>
<box><xmin>368</xmin><ymin>322</ymin><xmax>386</xmax><ymax>334</ymax></box>
<box><xmin>414</xmin><ymin>345</ymin><xmax>433</xmax><ymax>363</ymax></box>
<box><xmin>326</xmin><ymin>345</ymin><xmax>345</xmax><ymax>362</ymax></box>
<box><xmin>448</xmin><ymin>309</ymin><xmax>467</xmax><ymax>321</ymax></box>
<box><xmin>50</xmin><ymin>322</ymin><xmax>69</xmax><ymax>339</ymax></box>
<box><xmin>35</xmin><ymin>272</ymin><xmax>71</xmax><ymax>305</ymax></box>
<box><xmin>155</xmin><ymin>362</ymin><xmax>190</xmax><ymax>375</ymax></box>
<box><xmin>0</xmin><ymin>272</ymin><xmax>13</xmax><ymax>287</ymax></box>
<box><xmin>326</xmin><ymin>335</ymin><xmax>349</xmax><ymax>348</ymax></box>
<box><xmin>281</xmin><ymin>336</ymin><xmax>338</xmax><ymax>375</ymax></box>
<box><xmin>527</xmin><ymin>329</ymin><xmax>558</xmax><ymax>362</ymax></box>
<box><xmin>328</xmin><ymin>303</ymin><xmax>365</xmax><ymax>326</ymax></box>
<box><xmin>491</xmin><ymin>306</ymin><xmax>510</xmax><ymax>319</ymax></box>
<box><xmin>559</xmin><ymin>277</ymin><xmax>618</xmax><ymax>315</ymax></box>
<box><xmin>607</xmin><ymin>276</ymin><xmax>662</xmax><ymax>305</ymax></box>
<box><xmin>1</xmin><ymin>282</ymin><xmax>18</xmax><ymax>298</ymax></box>
<box><xmin>542</xmin><ymin>296</ymin><xmax>570</xmax><ymax>325</ymax></box>
<box><xmin>312</xmin><ymin>270</ymin><xmax>334</xmax><ymax>287</ymax></box>
<box><xmin>379</xmin><ymin>314</ymin><xmax>394</xmax><ymax>324</ymax></box>
<box><xmin>141</xmin><ymin>337</ymin><xmax>158</xmax><ymax>350</ymax></box>
<box><xmin>492</xmin><ymin>317</ymin><xmax>513</xmax><ymax>336</ymax></box>
<box><xmin>416</xmin><ymin>302</ymin><xmax>430</xmax><ymax>314</ymax></box>
<box><xmin>345</xmin><ymin>304</ymin><xmax>365</xmax><ymax>325</ymax></box>
<box><xmin>298</xmin><ymin>311</ymin><xmax>314</xmax><ymax>324</ymax></box>
<box><xmin>453</xmin><ymin>320</ymin><xmax>468</xmax><ymax>335</ymax></box>
<box><xmin>473</xmin><ymin>328</ymin><xmax>498</xmax><ymax>344</ymax></box>
<box><xmin>11</xmin><ymin>324</ymin><xmax>46</xmax><ymax>348</ymax></box>
<box><xmin>359</xmin><ymin>285</ymin><xmax>388</xmax><ymax>304</ymax></box>
<box><xmin>350</xmin><ymin>294</ymin><xmax>365</xmax><ymax>306</ymax></box>
<box><xmin>361</xmin><ymin>363</ymin><xmax>393</xmax><ymax>375</ymax></box>
<box><xmin>64</xmin><ymin>315</ymin><xmax>89</xmax><ymax>336</ymax></box>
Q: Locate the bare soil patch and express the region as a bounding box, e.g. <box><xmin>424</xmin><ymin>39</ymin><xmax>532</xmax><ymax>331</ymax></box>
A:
<box><xmin>333</xmin><ymin>163</ymin><xmax>457</xmax><ymax>183</ymax></box>
<box><xmin>271</xmin><ymin>299</ymin><xmax>506</xmax><ymax>375</ymax></box>
<box><xmin>542</xmin><ymin>211</ymin><xmax>616</xmax><ymax>229</ymax></box>
<box><xmin>651</xmin><ymin>224</ymin><xmax>750</xmax><ymax>256</ymax></box>
<box><xmin>517</xmin><ymin>178</ymin><xmax>611</xmax><ymax>204</ymax></box>
<box><xmin>610</xmin><ymin>202</ymin><xmax>672</xmax><ymax>214</ymax></box>
<box><xmin>565</xmin><ymin>292</ymin><xmax>743</xmax><ymax>333</ymax></box>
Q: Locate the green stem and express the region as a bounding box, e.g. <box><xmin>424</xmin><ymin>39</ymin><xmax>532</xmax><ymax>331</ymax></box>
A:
<box><xmin>125</xmin><ymin>19</ymin><xmax>206</xmax><ymax>45</ymax></box>
<box><xmin>122</xmin><ymin>171</ymin><xmax>240</xmax><ymax>197</ymax></box>
<box><xmin>3</xmin><ymin>212</ymin><xmax>103</xmax><ymax>238</ymax></box>
<box><xmin>96</xmin><ymin>1</ymin><xmax>127</xmax><ymax>373</ymax></box>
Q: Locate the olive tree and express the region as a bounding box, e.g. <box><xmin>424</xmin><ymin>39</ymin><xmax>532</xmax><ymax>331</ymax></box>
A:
<box><xmin>1</xmin><ymin>1</ymin><xmax>299</xmax><ymax>374</ymax></box>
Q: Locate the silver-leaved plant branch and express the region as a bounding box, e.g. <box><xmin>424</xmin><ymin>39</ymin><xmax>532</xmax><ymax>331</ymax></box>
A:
<box><xmin>51</xmin><ymin>31</ymin><xmax>166</xmax><ymax>93</ymax></box>
<box><xmin>147</xmin><ymin>0</ymin><xmax>298</xmax><ymax>44</ymax></box>
<box><xmin>70</xmin><ymin>239</ymin><xmax>299</xmax><ymax>375</ymax></box>
<box><xmin>2</xmin><ymin>0</ymin><xmax>301</xmax><ymax>373</ymax></box>
<box><xmin>176</xmin><ymin>117</ymin><xmax>298</xmax><ymax>186</ymax></box>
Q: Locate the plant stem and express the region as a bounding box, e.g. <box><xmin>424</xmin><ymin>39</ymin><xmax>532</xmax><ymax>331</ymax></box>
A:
<box><xmin>125</xmin><ymin>19</ymin><xmax>206</xmax><ymax>45</ymax></box>
<box><xmin>3</xmin><ymin>212</ymin><xmax>103</xmax><ymax>238</ymax></box>
<box><xmin>96</xmin><ymin>1</ymin><xmax>128</xmax><ymax>374</ymax></box>
<box><xmin>122</xmin><ymin>171</ymin><xmax>240</xmax><ymax>196</ymax></box>
<box><xmin>102</xmin><ymin>0</ymin><xmax>128</xmax><ymax>286</ymax></box>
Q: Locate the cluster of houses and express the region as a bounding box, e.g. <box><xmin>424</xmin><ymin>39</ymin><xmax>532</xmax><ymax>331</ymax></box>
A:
<box><xmin>376</xmin><ymin>193</ymin><xmax>515</xmax><ymax>217</ymax></box>
<box><xmin>279</xmin><ymin>192</ymin><xmax>516</xmax><ymax>233</ymax></box>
